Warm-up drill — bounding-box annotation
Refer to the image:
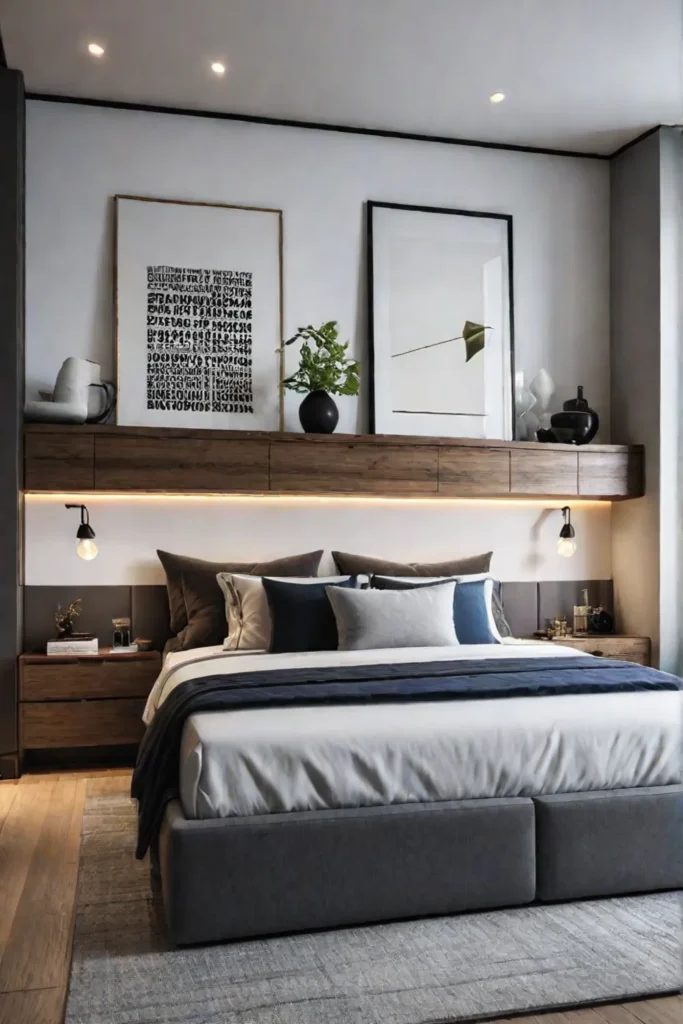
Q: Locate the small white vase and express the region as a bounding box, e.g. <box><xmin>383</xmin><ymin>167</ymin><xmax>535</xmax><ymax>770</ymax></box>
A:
<box><xmin>529</xmin><ymin>369</ymin><xmax>555</xmax><ymax>430</ymax></box>
<box><xmin>514</xmin><ymin>371</ymin><xmax>536</xmax><ymax>440</ymax></box>
<box><xmin>529</xmin><ymin>368</ymin><xmax>555</xmax><ymax>410</ymax></box>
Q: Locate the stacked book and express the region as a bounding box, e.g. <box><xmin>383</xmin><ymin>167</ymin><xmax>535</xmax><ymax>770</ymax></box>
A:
<box><xmin>46</xmin><ymin>633</ymin><xmax>98</xmax><ymax>656</ymax></box>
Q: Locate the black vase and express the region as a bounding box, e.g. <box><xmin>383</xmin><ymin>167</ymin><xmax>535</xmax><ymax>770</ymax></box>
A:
<box><xmin>299</xmin><ymin>390</ymin><xmax>339</xmax><ymax>434</ymax></box>
<box><xmin>562</xmin><ymin>386</ymin><xmax>599</xmax><ymax>443</ymax></box>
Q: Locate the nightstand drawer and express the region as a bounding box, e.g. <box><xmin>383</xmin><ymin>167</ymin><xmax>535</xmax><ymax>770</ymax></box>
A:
<box><xmin>582</xmin><ymin>638</ymin><xmax>649</xmax><ymax>664</ymax></box>
<box><xmin>20</xmin><ymin>698</ymin><xmax>147</xmax><ymax>749</ymax></box>
<box><xmin>556</xmin><ymin>636</ymin><xmax>650</xmax><ymax>665</ymax></box>
<box><xmin>20</xmin><ymin>658</ymin><xmax>159</xmax><ymax>701</ymax></box>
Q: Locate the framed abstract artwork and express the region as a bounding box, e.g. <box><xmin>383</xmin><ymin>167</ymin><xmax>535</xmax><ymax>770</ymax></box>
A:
<box><xmin>115</xmin><ymin>195</ymin><xmax>283</xmax><ymax>430</ymax></box>
<box><xmin>367</xmin><ymin>201</ymin><xmax>514</xmax><ymax>439</ymax></box>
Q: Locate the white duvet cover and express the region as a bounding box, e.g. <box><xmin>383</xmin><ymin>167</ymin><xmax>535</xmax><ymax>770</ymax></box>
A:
<box><xmin>144</xmin><ymin>643</ymin><xmax>683</xmax><ymax>821</ymax></box>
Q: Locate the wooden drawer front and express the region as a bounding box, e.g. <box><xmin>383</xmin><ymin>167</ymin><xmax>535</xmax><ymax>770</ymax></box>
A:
<box><xmin>577</xmin><ymin>637</ymin><xmax>650</xmax><ymax>665</ymax></box>
<box><xmin>561</xmin><ymin>637</ymin><xmax>650</xmax><ymax>665</ymax></box>
<box><xmin>21</xmin><ymin>659</ymin><xmax>159</xmax><ymax>701</ymax></box>
<box><xmin>24</xmin><ymin>432</ymin><xmax>94</xmax><ymax>491</ymax></box>
<box><xmin>510</xmin><ymin>449</ymin><xmax>578</xmax><ymax>496</ymax></box>
<box><xmin>21</xmin><ymin>699</ymin><xmax>146</xmax><ymax>749</ymax></box>
<box><xmin>270</xmin><ymin>441</ymin><xmax>439</xmax><ymax>495</ymax></box>
<box><xmin>438</xmin><ymin>447</ymin><xmax>510</xmax><ymax>496</ymax></box>
<box><xmin>95</xmin><ymin>436</ymin><xmax>270</xmax><ymax>491</ymax></box>
<box><xmin>579</xmin><ymin>450</ymin><xmax>643</xmax><ymax>498</ymax></box>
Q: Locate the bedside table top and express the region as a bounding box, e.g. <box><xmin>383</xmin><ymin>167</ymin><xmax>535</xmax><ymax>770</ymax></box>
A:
<box><xmin>535</xmin><ymin>634</ymin><xmax>648</xmax><ymax>642</ymax></box>
<box><xmin>20</xmin><ymin>648</ymin><xmax>162</xmax><ymax>663</ymax></box>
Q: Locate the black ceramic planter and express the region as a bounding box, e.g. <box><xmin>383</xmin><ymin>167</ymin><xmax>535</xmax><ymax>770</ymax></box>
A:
<box><xmin>299</xmin><ymin>390</ymin><xmax>339</xmax><ymax>433</ymax></box>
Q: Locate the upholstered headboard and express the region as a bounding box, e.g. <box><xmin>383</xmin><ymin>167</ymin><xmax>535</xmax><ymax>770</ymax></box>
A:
<box><xmin>22</xmin><ymin>580</ymin><xmax>614</xmax><ymax>653</ymax></box>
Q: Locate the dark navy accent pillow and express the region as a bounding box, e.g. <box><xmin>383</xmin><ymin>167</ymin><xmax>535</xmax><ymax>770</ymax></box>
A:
<box><xmin>370</xmin><ymin>576</ymin><xmax>501</xmax><ymax>645</ymax></box>
<box><xmin>262</xmin><ymin>576</ymin><xmax>359</xmax><ymax>653</ymax></box>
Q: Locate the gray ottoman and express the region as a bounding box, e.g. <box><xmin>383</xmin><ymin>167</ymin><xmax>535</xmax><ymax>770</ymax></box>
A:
<box><xmin>534</xmin><ymin>785</ymin><xmax>683</xmax><ymax>901</ymax></box>
<box><xmin>159</xmin><ymin>796</ymin><xmax>536</xmax><ymax>946</ymax></box>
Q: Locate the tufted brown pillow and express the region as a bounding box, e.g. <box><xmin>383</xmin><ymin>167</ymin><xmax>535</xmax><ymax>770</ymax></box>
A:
<box><xmin>157</xmin><ymin>549</ymin><xmax>324</xmax><ymax>650</ymax></box>
<box><xmin>331</xmin><ymin>551</ymin><xmax>492</xmax><ymax>578</ymax></box>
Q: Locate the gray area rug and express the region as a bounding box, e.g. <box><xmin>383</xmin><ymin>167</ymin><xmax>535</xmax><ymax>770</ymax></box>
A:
<box><xmin>65</xmin><ymin>789</ymin><xmax>682</xmax><ymax>1024</ymax></box>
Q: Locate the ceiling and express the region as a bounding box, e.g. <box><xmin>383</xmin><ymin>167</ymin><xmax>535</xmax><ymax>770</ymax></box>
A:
<box><xmin>1</xmin><ymin>0</ymin><xmax>682</xmax><ymax>155</ymax></box>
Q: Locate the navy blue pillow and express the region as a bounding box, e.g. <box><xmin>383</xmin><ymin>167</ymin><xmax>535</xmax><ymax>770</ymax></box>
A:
<box><xmin>370</xmin><ymin>576</ymin><xmax>500</xmax><ymax>645</ymax></box>
<box><xmin>262</xmin><ymin>577</ymin><xmax>359</xmax><ymax>653</ymax></box>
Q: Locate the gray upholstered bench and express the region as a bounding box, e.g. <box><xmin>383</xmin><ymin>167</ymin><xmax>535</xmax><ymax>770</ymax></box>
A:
<box><xmin>534</xmin><ymin>785</ymin><xmax>683</xmax><ymax>901</ymax></box>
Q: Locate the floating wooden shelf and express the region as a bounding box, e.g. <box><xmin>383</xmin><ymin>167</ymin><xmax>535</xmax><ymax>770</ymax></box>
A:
<box><xmin>23</xmin><ymin>424</ymin><xmax>644</xmax><ymax>500</ymax></box>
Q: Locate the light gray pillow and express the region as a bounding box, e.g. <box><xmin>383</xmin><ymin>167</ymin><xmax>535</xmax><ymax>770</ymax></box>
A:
<box><xmin>326</xmin><ymin>580</ymin><xmax>458</xmax><ymax>651</ymax></box>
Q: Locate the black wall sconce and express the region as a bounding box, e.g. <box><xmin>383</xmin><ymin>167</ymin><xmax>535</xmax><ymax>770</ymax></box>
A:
<box><xmin>557</xmin><ymin>505</ymin><xmax>576</xmax><ymax>558</ymax></box>
<box><xmin>65</xmin><ymin>504</ymin><xmax>98</xmax><ymax>560</ymax></box>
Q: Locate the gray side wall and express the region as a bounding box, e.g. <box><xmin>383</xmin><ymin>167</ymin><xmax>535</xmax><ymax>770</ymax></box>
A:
<box><xmin>611</xmin><ymin>127</ymin><xmax>682</xmax><ymax>671</ymax></box>
<box><xmin>657</xmin><ymin>128</ymin><xmax>683</xmax><ymax>673</ymax></box>
<box><xmin>0</xmin><ymin>68</ymin><xmax>24</xmax><ymax>767</ymax></box>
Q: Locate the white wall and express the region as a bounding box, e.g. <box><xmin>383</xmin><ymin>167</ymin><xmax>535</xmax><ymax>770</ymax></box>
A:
<box><xmin>25</xmin><ymin>100</ymin><xmax>611</xmax><ymax>436</ymax></box>
<box><xmin>23</xmin><ymin>100</ymin><xmax>614</xmax><ymax>595</ymax></box>
<box><xmin>24</xmin><ymin>495</ymin><xmax>612</xmax><ymax>586</ymax></box>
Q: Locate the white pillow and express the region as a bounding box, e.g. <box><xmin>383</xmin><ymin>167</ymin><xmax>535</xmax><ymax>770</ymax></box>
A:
<box><xmin>217</xmin><ymin>573</ymin><xmax>367</xmax><ymax>651</ymax></box>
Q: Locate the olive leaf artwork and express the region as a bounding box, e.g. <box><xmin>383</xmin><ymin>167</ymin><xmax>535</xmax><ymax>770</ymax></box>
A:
<box><xmin>391</xmin><ymin>321</ymin><xmax>491</xmax><ymax>365</ymax></box>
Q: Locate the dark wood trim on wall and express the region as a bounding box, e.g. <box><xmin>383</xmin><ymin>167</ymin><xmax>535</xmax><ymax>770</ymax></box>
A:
<box><xmin>0</xmin><ymin>66</ymin><xmax>24</xmax><ymax>763</ymax></box>
<box><xmin>0</xmin><ymin>22</ymin><xmax>7</xmax><ymax>68</ymax></box>
<box><xmin>26</xmin><ymin>93</ymin><xmax>611</xmax><ymax>161</ymax></box>
<box><xmin>609</xmin><ymin>125</ymin><xmax>672</xmax><ymax>160</ymax></box>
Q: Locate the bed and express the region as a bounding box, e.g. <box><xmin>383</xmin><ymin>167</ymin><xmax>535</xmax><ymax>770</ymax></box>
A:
<box><xmin>135</xmin><ymin>642</ymin><xmax>683</xmax><ymax>946</ymax></box>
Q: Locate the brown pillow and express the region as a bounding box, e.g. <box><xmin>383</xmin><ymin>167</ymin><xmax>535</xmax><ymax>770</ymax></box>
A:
<box><xmin>331</xmin><ymin>550</ymin><xmax>493</xmax><ymax>577</ymax></box>
<box><xmin>157</xmin><ymin>549</ymin><xmax>323</xmax><ymax>650</ymax></box>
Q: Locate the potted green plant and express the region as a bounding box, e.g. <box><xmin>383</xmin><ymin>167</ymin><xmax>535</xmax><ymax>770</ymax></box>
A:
<box><xmin>281</xmin><ymin>321</ymin><xmax>360</xmax><ymax>433</ymax></box>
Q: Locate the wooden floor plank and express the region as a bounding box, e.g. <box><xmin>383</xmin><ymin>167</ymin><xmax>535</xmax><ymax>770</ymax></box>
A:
<box><xmin>0</xmin><ymin>782</ymin><xmax>55</xmax><ymax>975</ymax></box>
<box><xmin>0</xmin><ymin>785</ymin><xmax>17</xmax><ymax>837</ymax></box>
<box><xmin>560</xmin><ymin>1011</ymin><xmax>620</xmax><ymax>1024</ymax></box>
<box><xmin>19</xmin><ymin>766</ymin><xmax>131</xmax><ymax>784</ymax></box>
<box><xmin>594</xmin><ymin>1003</ymin><xmax>659</xmax><ymax>1024</ymax></box>
<box><xmin>0</xmin><ymin>779</ymin><xmax>85</xmax><ymax>994</ymax></box>
<box><xmin>0</xmin><ymin>986</ymin><xmax>65</xmax><ymax>1024</ymax></box>
<box><xmin>85</xmin><ymin>772</ymin><xmax>132</xmax><ymax>797</ymax></box>
<box><xmin>618</xmin><ymin>996</ymin><xmax>683</xmax><ymax>1024</ymax></box>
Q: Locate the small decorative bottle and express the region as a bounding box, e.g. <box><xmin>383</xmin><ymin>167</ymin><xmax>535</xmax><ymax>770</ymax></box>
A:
<box><xmin>112</xmin><ymin>617</ymin><xmax>132</xmax><ymax>648</ymax></box>
<box><xmin>573</xmin><ymin>589</ymin><xmax>590</xmax><ymax>635</ymax></box>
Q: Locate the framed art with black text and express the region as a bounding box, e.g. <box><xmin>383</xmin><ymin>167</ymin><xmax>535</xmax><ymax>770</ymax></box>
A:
<box><xmin>367</xmin><ymin>201</ymin><xmax>514</xmax><ymax>439</ymax></box>
<box><xmin>115</xmin><ymin>195</ymin><xmax>283</xmax><ymax>430</ymax></box>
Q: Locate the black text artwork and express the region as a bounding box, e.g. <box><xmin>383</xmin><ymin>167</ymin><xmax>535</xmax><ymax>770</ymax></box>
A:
<box><xmin>146</xmin><ymin>266</ymin><xmax>253</xmax><ymax>413</ymax></box>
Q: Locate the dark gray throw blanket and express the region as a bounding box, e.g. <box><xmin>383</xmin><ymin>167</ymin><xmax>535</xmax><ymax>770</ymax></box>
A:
<box><xmin>131</xmin><ymin>656</ymin><xmax>681</xmax><ymax>858</ymax></box>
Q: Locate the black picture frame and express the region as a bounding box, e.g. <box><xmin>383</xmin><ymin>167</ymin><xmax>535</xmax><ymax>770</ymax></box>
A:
<box><xmin>366</xmin><ymin>200</ymin><xmax>515</xmax><ymax>438</ymax></box>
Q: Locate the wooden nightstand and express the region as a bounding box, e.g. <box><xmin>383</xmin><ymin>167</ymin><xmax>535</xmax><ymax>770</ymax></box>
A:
<box><xmin>537</xmin><ymin>635</ymin><xmax>651</xmax><ymax>665</ymax></box>
<box><xmin>18</xmin><ymin>649</ymin><xmax>162</xmax><ymax>764</ymax></box>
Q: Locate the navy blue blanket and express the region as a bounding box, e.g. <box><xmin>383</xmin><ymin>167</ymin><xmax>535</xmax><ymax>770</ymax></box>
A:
<box><xmin>131</xmin><ymin>655</ymin><xmax>681</xmax><ymax>858</ymax></box>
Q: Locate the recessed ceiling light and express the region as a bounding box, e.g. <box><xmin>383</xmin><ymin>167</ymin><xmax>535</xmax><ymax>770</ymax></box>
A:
<box><xmin>489</xmin><ymin>92</ymin><xmax>506</xmax><ymax>104</ymax></box>
<box><xmin>87</xmin><ymin>42</ymin><xmax>105</xmax><ymax>58</ymax></box>
<box><xmin>211</xmin><ymin>61</ymin><xmax>226</xmax><ymax>76</ymax></box>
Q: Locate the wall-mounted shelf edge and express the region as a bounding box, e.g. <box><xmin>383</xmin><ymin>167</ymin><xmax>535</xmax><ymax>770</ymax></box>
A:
<box><xmin>23</xmin><ymin>424</ymin><xmax>645</xmax><ymax>500</ymax></box>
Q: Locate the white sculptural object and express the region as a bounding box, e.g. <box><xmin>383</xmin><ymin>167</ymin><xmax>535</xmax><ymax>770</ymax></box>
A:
<box><xmin>529</xmin><ymin>368</ymin><xmax>555</xmax><ymax>431</ymax></box>
<box><xmin>514</xmin><ymin>371</ymin><xmax>537</xmax><ymax>441</ymax></box>
<box><xmin>25</xmin><ymin>358</ymin><xmax>106</xmax><ymax>423</ymax></box>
